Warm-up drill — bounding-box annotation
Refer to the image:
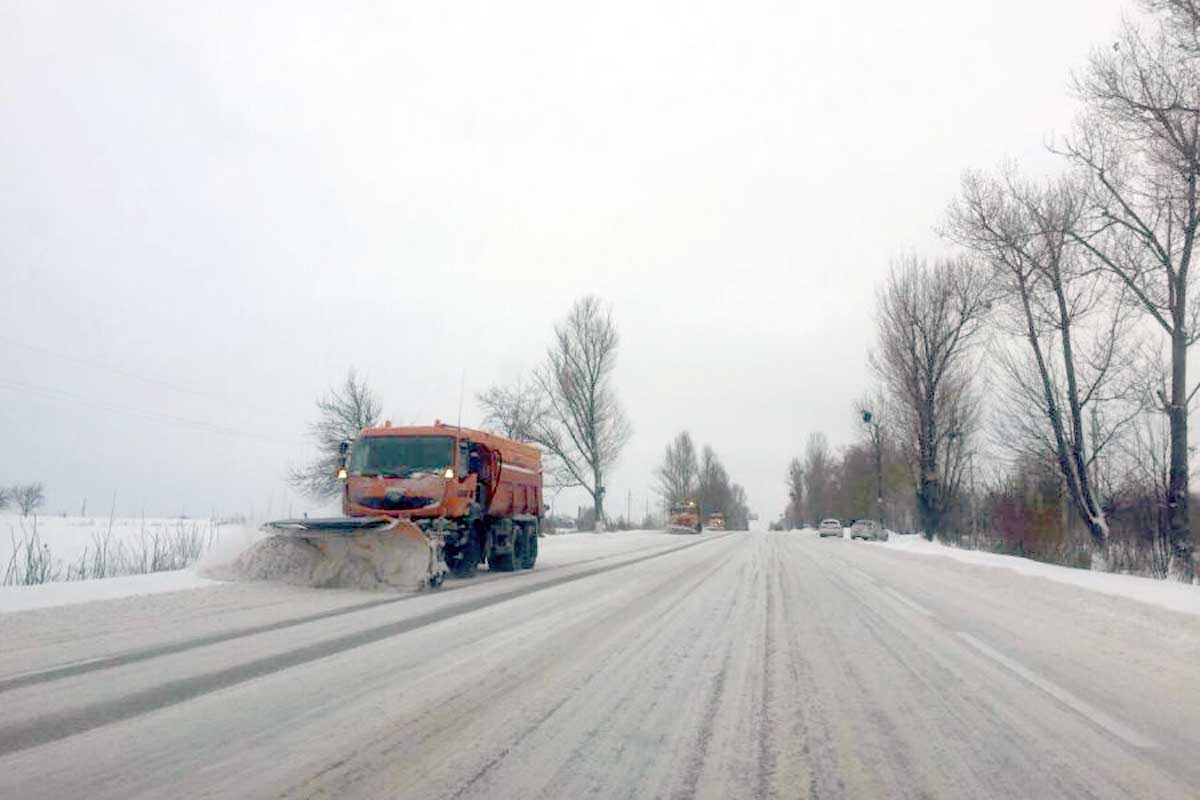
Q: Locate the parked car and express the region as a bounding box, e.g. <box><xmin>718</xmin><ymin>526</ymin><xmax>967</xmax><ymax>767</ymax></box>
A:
<box><xmin>818</xmin><ymin>518</ymin><xmax>843</xmax><ymax>538</ymax></box>
<box><xmin>850</xmin><ymin>519</ymin><xmax>885</xmax><ymax>541</ymax></box>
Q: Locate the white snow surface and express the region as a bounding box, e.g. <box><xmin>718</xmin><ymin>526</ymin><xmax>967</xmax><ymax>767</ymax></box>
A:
<box><xmin>0</xmin><ymin>512</ymin><xmax>223</xmax><ymax>569</ymax></box>
<box><xmin>0</xmin><ymin>570</ymin><xmax>220</xmax><ymax>613</ymax></box>
<box><xmin>883</xmin><ymin>533</ymin><xmax>1200</xmax><ymax>616</ymax></box>
<box><xmin>4</xmin><ymin>531</ymin><xmax>1198</xmax><ymax>798</ymax></box>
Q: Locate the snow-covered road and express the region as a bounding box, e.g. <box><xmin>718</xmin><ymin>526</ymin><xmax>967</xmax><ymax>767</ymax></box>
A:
<box><xmin>1</xmin><ymin>531</ymin><xmax>1197</xmax><ymax>799</ymax></box>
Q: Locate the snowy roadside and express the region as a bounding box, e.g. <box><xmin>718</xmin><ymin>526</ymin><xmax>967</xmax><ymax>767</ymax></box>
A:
<box><xmin>0</xmin><ymin>528</ymin><xmax>684</xmax><ymax>614</ymax></box>
<box><xmin>883</xmin><ymin>534</ymin><xmax>1200</xmax><ymax>616</ymax></box>
<box><xmin>0</xmin><ymin>571</ymin><xmax>220</xmax><ymax>614</ymax></box>
<box><xmin>0</xmin><ymin>522</ymin><xmax>267</xmax><ymax>613</ymax></box>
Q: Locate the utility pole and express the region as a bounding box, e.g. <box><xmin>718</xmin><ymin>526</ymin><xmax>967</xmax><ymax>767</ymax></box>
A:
<box><xmin>863</xmin><ymin>410</ymin><xmax>885</xmax><ymax>528</ymax></box>
<box><xmin>626</xmin><ymin>488</ymin><xmax>632</xmax><ymax>526</ymax></box>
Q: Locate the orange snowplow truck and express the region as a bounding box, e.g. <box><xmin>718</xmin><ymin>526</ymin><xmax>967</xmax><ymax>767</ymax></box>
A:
<box><xmin>337</xmin><ymin>422</ymin><xmax>544</xmax><ymax>578</ymax></box>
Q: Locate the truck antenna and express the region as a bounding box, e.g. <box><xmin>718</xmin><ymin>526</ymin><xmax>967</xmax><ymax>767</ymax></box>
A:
<box><xmin>457</xmin><ymin>369</ymin><xmax>466</xmax><ymax>433</ymax></box>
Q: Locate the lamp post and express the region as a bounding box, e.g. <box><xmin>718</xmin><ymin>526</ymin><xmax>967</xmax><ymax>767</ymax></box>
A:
<box><xmin>862</xmin><ymin>410</ymin><xmax>885</xmax><ymax>529</ymax></box>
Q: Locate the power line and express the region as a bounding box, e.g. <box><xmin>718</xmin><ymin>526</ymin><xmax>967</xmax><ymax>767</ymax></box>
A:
<box><xmin>0</xmin><ymin>379</ymin><xmax>298</xmax><ymax>446</ymax></box>
<box><xmin>0</xmin><ymin>334</ymin><xmax>282</xmax><ymax>417</ymax></box>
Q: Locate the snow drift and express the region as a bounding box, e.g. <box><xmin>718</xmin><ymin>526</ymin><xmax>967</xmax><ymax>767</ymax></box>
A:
<box><xmin>216</xmin><ymin>530</ymin><xmax>440</xmax><ymax>592</ymax></box>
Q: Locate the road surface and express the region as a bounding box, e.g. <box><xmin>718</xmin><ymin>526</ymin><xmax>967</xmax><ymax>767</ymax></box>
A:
<box><xmin>1</xmin><ymin>531</ymin><xmax>1197</xmax><ymax>799</ymax></box>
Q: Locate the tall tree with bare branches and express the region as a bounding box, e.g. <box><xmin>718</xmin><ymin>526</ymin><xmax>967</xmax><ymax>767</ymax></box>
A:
<box><xmin>531</xmin><ymin>296</ymin><xmax>632</xmax><ymax>528</ymax></box>
<box><xmin>872</xmin><ymin>256</ymin><xmax>991</xmax><ymax>538</ymax></box>
<box><xmin>655</xmin><ymin>431</ymin><xmax>699</xmax><ymax>507</ymax></box>
<box><xmin>697</xmin><ymin>445</ymin><xmax>731</xmax><ymax>520</ymax></box>
<box><xmin>288</xmin><ymin>369</ymin><xmax>381</xmax><ymax>500</ymax></box>
<box><xmin>784</xmin><ymin>457</ymin><xmax>805</xmax><ymax>528</ymax></box>
<box><xmin>803</xmin><ymin>432</ymin><xmax>834</xmax><ymax>521</ymax></box>
<box><xmin>948</xmin><ymin>169</ymin><xmax>1140</xmax><ymax>552</ymax></box>
<box><xmin>1060</xmin><ymin>8</ymin><xmax>1200</xmax><ymax>578</ymax></box>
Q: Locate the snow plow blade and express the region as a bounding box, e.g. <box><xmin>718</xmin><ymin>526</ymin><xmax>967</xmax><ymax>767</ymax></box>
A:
<box><xmin>232</xmin><ymin>516</ymin><xmax>448</xmax><ymax>591</ymax></box>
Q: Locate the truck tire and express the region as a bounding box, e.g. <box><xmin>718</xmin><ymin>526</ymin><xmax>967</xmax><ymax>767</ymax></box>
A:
<box><xmin>489</xmin><ymin>549</ymin><xmax>515</xmax><ymax>572</ymax></box>
<box><xmin>519</xmin><ymin>527</ymin><xmax>538</xmax><ymax>569</ymax></box>
<box><xmin>447</xmin><ymin>538</ymin><xmax>480</xmax><ymax>578</ymax></box>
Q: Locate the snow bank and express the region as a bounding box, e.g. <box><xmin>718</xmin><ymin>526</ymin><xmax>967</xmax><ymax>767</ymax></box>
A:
<box><xmin>884</xmin><ymin>534</ymin><xmax>1200</xmax><ymax>616</ymax></box>
<box><xmin>0</xmin><ymin>570</ymin><xmax>219</xmax><ymax>613</ymax></box>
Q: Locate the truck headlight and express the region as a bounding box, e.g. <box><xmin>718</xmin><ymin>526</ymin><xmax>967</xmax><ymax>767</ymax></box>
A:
<box><xmin>444</xmin><ymin>468</ymin><xmax>455</xmax><ymax>479</ymax></box>
<box><xmin>337</xmin><ymin>467</ymin><xmax>348</xmax><ymax>481</ymax></box>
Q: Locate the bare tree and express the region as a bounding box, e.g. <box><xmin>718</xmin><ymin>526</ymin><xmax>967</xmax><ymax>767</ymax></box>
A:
<box><xmin>1120</xmin><ymin>410</ymin><xmax>1175</xmax><ymax>577</ymax></box>
<box><xmin>872</xmin><ymin>256</ymin><xmax>991</xmax><ymax>538</ymax></box>
<box><xmin>803</xmin><ymin>433</ymin><xmax>834</xmax><ymax>521</ymax></box>
<box><xmin>727</xmin><ymin>483</ymin><xmax>751</xmax><ymax>530</ymax></box>
<box><xmin>1060</xmin><ymin>11</ymin><xmax>1200</xmax><ymax>578</ymax></box>
<box><xmin>696</xmin><ymin>445</ymin><xmax>731</xmax><ymax>520</ymax></box>
<box><xmin>0</xmin><ymin>486</ymin><xmax>9</xmax><ymax>512</ymax></box>
<box><xmin>655</xmin><ymin>431</ymin><xmax>699</xmax><ymax>506</ymax></box>
<box><xmin>531</xmin><ymin>296</ymin><xmax>632</xmax><ymax>528</ymax></box>
<box><xmin>477</xmin><ymin>377</ymin><xmax>545</xmax><ymax>441</ymax></box>
<box><xmin>1145</xmin><ymin>0</ymin><xmax>1200</xmax><ymax>52</ymax></box>
<box><xmin>288</xmin><ymin>369</ymin><xmax>382</xmax><ymax>500</ymax></box>
<box><xmin>11</xmin><ymin>483</ymin><xmax>46</xmax><ymax>517</ymax></box>
<box><xmin>784</xmin><ymin>457</ymin><xmax>805</xmax><ymax>528</ymax></box>
<box><xmin>947</xmin><ymin>169</ymin><xmax>1141</xmax><ymax>552</ymax></box>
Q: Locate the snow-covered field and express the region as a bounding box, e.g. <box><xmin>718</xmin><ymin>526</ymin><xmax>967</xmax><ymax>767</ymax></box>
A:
<box><xmin>882</xmin><ymin>532</ymin><xmax>1200</xmax><ymax>617</ymax></box>
<box><xmin>0</xmin><ymin>512</ymin><xmax>223</xmax><ymax>573</ymax></box>
<box><xmin>0</xmin><ymin>513</ymin><xmax>259</xmax><ymax>611</ymax></box>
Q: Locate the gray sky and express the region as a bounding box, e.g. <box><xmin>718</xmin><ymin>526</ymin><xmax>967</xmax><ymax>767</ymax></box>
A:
<box><xmin>1</xmin><ymin>0</ymin><xmax>1132</xmax><ymax>522</ymax></box>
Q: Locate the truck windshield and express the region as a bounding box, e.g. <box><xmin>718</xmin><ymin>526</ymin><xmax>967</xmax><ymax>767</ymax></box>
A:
<box><xmin>349</xmin><ymin>436</ymin><xmax>454</xmax><ymax>478</ymax></box>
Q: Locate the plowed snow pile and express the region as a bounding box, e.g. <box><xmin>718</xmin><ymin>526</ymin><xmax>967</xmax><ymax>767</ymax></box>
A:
<box><xmin>212</xmin><ymin>532</ymin><xmax>436</xmax><ymax>591</ymax></box>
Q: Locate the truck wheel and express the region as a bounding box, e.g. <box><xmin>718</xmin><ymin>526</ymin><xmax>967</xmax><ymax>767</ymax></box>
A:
<box><xmin>447</xmin><ymin>539</ymin><xmax>480</xmax><ymax>578</ymax></box>
<box><xmin>519</xmin><ymin>528</ymin><xmax>538</xmax><ymax>569</ymax></box>
<box><xmin>489</xmin><ymin>549</ymin><xmax>515</xmax><ymax>572</ymax></box>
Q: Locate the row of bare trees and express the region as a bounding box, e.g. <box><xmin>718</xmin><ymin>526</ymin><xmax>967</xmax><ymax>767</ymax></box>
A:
<box><xmin>817</xmin><ymin>0</ymin><xmax>1199</xmax><ymax>581</ymax></box>
<box><xmin>655</xmin><ymin>431</ymin><xmax>751</xmax><ymax>529</ymax></box>
<box><xmin>780</xmin><ymin>424</ymin><xmax>913</xmax><ymax>531</ymax></box>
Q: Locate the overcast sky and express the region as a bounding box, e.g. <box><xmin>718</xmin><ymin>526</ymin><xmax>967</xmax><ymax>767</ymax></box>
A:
<box><xmin>1</xmin><ymin>0</ymin><xmax>1134</xmax><ymax>523</ymax></box>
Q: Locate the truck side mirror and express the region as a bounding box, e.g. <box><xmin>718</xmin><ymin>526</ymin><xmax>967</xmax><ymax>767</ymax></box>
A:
<box><xmin>339</xmin><ymin>441</ymin><xmax>350</xmax><ymax>456</ymax></box>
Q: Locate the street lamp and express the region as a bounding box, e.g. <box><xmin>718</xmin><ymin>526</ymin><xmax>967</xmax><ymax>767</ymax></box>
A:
<box><xmin>862</xmin><ymin>410</ymin><xmax>885</xmax><ymax>529</ymax></box>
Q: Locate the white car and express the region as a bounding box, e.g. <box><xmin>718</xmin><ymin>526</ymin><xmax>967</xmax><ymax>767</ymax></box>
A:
<box><xmin>818</xmin><ymin>519</ymin><xmax>843</xmax><ymax>538</ymax></box>
<box><xmin>850</xmin><ymin>519</ymin><xmax>885</xmax><ymax>541</ymax></box>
